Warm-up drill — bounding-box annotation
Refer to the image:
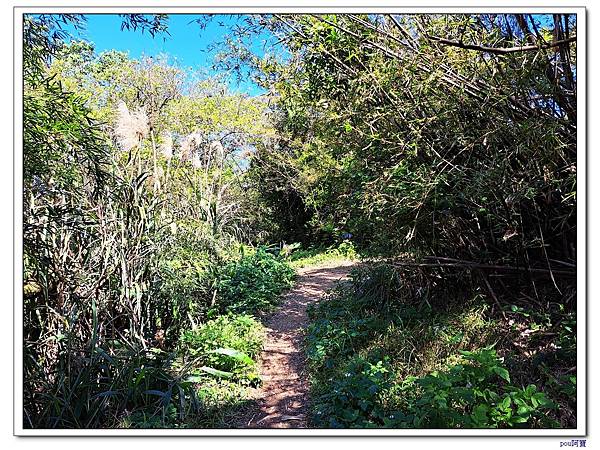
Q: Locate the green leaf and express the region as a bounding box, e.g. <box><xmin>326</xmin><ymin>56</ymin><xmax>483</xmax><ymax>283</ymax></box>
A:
<box><xmin>472</xmin><ymin>404</ymin><xmax>489</xmax><ymax>424</ymax></box>
<box><xmin>209</xmin><ymin>347</ymin><xmax>254</xmax><ymax>365</ymax></box>
<box><xmin>94</xmin><ymin>390</ymin><xmax>120</xmax><ymax>399</ymax></box>
<box><xmin>492</xmin><ymin>366</ymin><xmax>511</xmax><ymax>382</ymax></box>
<box><xmin>341</xmin><ymin>408</ymin><xmax>359</xmax><ymax>422</ymax></box>
<box><xmin>197</xmin><ymin>366</ymin><xmax>234</xmax><ymax>379</ymax></box>
<box><xmin>144</xmin><ymin>389</ymin><xmax>166</xmax><ymax>397</ymax></box>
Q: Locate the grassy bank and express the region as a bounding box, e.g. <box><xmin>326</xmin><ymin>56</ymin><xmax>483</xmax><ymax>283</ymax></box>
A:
<box><xmin>286</xmin><ymin>241</ymin><xmax>359</xmax><ymax>269</ymax></box>
<box><xmin>306</xmin><ymin>263</ymin><xmax>576</xmax><ymax>429</ymax></box>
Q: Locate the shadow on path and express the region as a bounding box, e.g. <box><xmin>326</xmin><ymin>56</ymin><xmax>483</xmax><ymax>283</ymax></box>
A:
<box><xmin>236</xmin><ymin>261</ymin><xmax>355</xmax><ymax>429</ymax></box>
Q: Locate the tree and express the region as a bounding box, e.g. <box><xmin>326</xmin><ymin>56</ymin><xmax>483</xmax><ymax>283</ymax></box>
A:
<box><xmin>225</xmin><ymin>14</ymin><xmax>576</xmax><ymax>268</ymax></box>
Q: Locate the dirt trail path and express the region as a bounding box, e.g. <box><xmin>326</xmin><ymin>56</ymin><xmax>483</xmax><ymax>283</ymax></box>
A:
<box><xmin>237</xmin><ymin>261</ymin><xmax>355</xmax><ymax>429</ymax></box>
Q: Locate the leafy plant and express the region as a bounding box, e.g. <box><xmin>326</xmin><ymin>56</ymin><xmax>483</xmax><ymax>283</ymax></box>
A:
<box><xmin>305</xmin><ymin>264</ymin><xmax>564</xmax><ymax>429</ymax></box>
<box><xmin>312</xmin><ymin>358</ymin><xmax>393</xmax><ymax>428</ymax></box>
<box><xmin>392</xmin><ymin>348</ymin><xmax>557</xmax><ymax>428</ymax></box>
<box><xmin>216</xmin><ymin>248</ymin><xmax>295</xmax><ymax>314</ymax></box>
<box><xmin>180</xmin><ymin>314</ymin><xmax>264</xmax><ymax>385</ymax></box>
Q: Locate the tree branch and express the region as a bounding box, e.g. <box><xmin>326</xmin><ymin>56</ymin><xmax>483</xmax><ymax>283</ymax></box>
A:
<box><xmin>387</xmin><ymin>256</ymin><xmax>576</xmax><ymax>277</ymax></box>
<box><xmin>426</xmin><ymin>34</ymin><xmax>576</xmax><ymax>55</ymax></box>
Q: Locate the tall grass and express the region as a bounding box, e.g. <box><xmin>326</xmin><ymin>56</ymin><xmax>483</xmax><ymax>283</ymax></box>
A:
<box><xmin>22</xmin><ymin>17</ymin><xmax>295</xmax><ymax>427</ymax></box>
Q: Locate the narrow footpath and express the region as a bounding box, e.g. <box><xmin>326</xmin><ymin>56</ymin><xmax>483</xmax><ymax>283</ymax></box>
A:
<box><xmin>237</xmin><ymin>261</ymin><xmax>355</xmax><ymax>428</ymax></box>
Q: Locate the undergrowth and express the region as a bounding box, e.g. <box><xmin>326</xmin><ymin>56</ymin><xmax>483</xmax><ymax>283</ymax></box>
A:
<box><xmin>114</xmin><ymin>313</ymin><xmax>266</xmax><ymax>429</ymax></box>
<box><xmin>306</xmin><ymin>263</ymin><xmax>576</xmax><ymax>429</ymax></box>
<box><xmin>26</xmin><ymin>245</ymin><xmax>294</xmax><ymax>429</ymax></box>
<box><xmin>217</xmin><ymin>247</ymin><xmax>296</xmax><ymax>315</ymax></box>
<box><xmin>116</xmin><ymin>248</ymin><xmax>296</xmax><ymax>429</ymax></box>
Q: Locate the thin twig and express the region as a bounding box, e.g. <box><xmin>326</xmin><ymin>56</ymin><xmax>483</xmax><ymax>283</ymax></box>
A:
<box><xmin>482</xmin><ymin>274</ymin><xmax>507</xmax><ymax>319</ymax></box>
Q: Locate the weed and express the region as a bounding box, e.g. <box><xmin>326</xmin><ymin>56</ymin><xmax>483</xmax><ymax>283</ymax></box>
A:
<box><xmin>312</xmin><ymin>358</ymin><xmax>393</xmax><ymax>428</ymax></box>
<box><xmin>287</xmin><ymin>241</ymin><xmax>358</xmax><ymax>269</ymax></box>
<box><xmin>390</xmin><ymin>348</ymin><xmax>557</xmax><ymax>428</ymax></box>
<box><xmin>306</xmin><ymin>264</ymin><xmax>567</xmax><ymax>429</ymax></box>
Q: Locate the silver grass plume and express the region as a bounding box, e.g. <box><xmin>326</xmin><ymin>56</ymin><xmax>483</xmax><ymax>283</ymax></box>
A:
<box><xmin>159</xmin><ymin>132</ymin><xmax>173</xmax><ymax>159</ymax></box>
<box><xmin>191</xmin><ymin>153</ymin><xmax>203</xmax><ymax>169</ymax></box>
<box><xmin>209</xmin><ymin>140</ymin><xmax>225</xmax><ymax>161</ymax></box>
<box><xmin>180</xmin><ymin>132</ymin><xmax>203</xmax><ymax>162</ymax></box>
<box><xmin>114</xmin><ymin>101</ymin><xmax>149</xmax><ymax>152</ymax></box>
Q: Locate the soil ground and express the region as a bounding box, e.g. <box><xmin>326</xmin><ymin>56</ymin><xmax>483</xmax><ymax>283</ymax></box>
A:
<box><xmin>234</xmin><ymin>261</ymin><xmax>355</xmax><ymax>428</ymax></box>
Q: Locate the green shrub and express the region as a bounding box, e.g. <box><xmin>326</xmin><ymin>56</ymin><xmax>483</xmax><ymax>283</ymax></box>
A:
<box><xmin>155</xmin><ymin>236</ymin><xmax>219</xmax><ymax>344</ymax></box>
<box><xmin>180</xmin><ymin>314</ymin><xmax>264</xmax><ymax>385</ymax></box>
<box><xmin>310</xmin><ymin>348</ymin><xmax>556</xmax><ymax>429</ymax></box>
<box><xmin>390</xmin><ymin>348</ymin><xmax>557</xmax><ymax>428</ymax></box>
<box><xmin>216</xmin><ymin>248</ymin><xmax>295</xmax><ymax>314</ymax></box>
<box><xmin>337</xmin><ymin>240</ymin><xmax>357</xmax><ymax>259</ymax></box>
<box><xmin>312</xmin><ymin>358</ymin><xmax>393</xmax><ymax>428</ymax></box>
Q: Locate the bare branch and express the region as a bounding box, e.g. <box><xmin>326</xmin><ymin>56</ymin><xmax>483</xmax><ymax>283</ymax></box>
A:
<box><xmin>426</xmin><ymin>34</ymin><xmax>576</xmax><ymax>55</ymax></box>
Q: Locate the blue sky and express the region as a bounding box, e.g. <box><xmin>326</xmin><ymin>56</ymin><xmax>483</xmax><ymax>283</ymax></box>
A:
<box><xmin>65</xmin><ymin>14</ymin><xmax>272</xmax><ymax>96</ymax></box>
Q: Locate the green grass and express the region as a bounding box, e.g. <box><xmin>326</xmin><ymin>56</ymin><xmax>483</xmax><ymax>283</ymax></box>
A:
<box><xmin>287</xmin><ymin>240</ymin><xmax>358</xmax><ymax>269</ymax></box>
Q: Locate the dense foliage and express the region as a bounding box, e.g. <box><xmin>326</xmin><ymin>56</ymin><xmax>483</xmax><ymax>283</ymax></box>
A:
<box><xmin>244</xmin><ymin>14</ymin><xmax>576</xmax><ymax>264</ymax></box>
<box><xmin>217</xmin><ymin>248</ymin><xmax>296</xmax><ymax>314</ymax></box>
<box><xmin>22</xmin><ymin>15</ymin><xmax>293</xmax><ymax>428</ymax></box>
<box><xmin>22</xmin><ymin>12</ymin><xmax>578</xmax><ymax>430</ymax></box>
<box><xmin>233</xmin><ymin>14</ymin><xmax>577</xmax><ymax>429</ymax></box>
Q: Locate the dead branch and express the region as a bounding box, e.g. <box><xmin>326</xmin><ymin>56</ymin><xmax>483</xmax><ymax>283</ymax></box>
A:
<box><xmin>482</xmin><ymin>274</ymin><xmax>507</xmax><ymax>319</ymax></box>
<box><xmin>385</xmin><ymin>256</ymin><xmax>576</xmax><ymax>277</ymax></box>
<box><xmin>426</xmin><ymin>34</ymin><xmax>576</xmax><ymax>55</ymax></box>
